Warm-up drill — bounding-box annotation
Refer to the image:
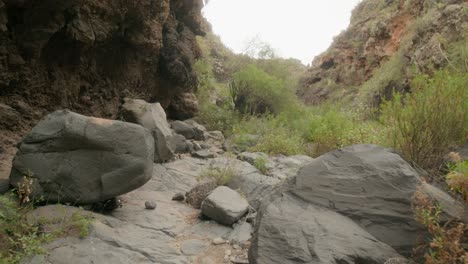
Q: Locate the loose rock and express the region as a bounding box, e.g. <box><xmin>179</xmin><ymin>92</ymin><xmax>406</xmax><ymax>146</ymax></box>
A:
<box><xmin>192</xmin><ymin>150</ymin><xmax>215</xmax><ymax>159</ymax></box>
<box><xmin>212</xmin><ymin>237</ymin><xmax>225</xmax><ymax>245</ymax></box>
<box><xmin>172</xmin><ymin>192</ymin><xmax>185</xmax><ymax>201</ymax></box>
<box><xmin>145</xmin><ymin>201</ymin><xmax>157</xmax><ymax>210</ymax></box>
<box><xmin>121</xmin><ymin>98</ymin><xmax>176</xmax><ymax>163</ymax></box>
<box><xmin>201</xmin><ymin>186</ymin><xmax>249</xmax><ymax>225</ymax></box>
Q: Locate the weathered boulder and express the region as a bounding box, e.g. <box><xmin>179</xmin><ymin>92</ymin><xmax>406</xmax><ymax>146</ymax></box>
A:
<box><xmin>249</xmin><ymin>194</ymin><xmax>402</xmax><ymax>264</ymax></box>
<box><xmin>291</xmin><ymin>144</ymin><xmax>464</xmax><ymax>255</ymax></box>
<box><xmin>171</xmin><ymin>119</ymin><xmax>205</xmax><ymax>140</ymax></box>
<box><xmin>173</xmin><ymin>133</ymin><xmax>190</xmax><ymax>154</ymax></box>
<box><xmin>201</xmin><ymin>186</ymin><xmax>249</xmax><ymax>225</ymax></box>
<box><xmin>121</xmin><ymin>98</ymin><xmax>176</xmax><ymax>163</ymax></box>
<box><xmin>9</xmin><ymin>110</ymin><xmax>154</xmax><ymax>204</ymax></box>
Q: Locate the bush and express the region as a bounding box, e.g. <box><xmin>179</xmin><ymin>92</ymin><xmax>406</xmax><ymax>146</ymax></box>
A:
<box><xmin>250</xmin><ymin>127</ymin><xmax>305</xmax><ymax>156</ymax></box>
<box><xmin>0</xmin><ymin>195</ymin><xmax>52</xmax><ymax>264</ymax></box>
<box><xmin>254</xmin><ymin>157</ymin><xmax>268</xmax><ymax>174</ymax></box>
<box><xmin>231</xmin><ymin>114</ymin><xmax>306</xmax><ymax>155</ymax></box>
<box><xmin>446</xmin><ymin>158</ymin><xmax>468</xmax><ymax>202</ymax></box>
<box><xmin>229</xmin><ymin>64</ymin><xmax>294</xmax><ymax>115</ymax></box>
<box><xmin>412</xmin><ymin>186</ymin><xmax>468</xmax><ymax>264</ymax></box>
<box><xmin>198</xmin><ymin>166</ymin><xmax>235</xmax><ymax>186</ymax></box>
<box><xmin>197</xmin><ymin>103</ymin><xmax>240</xmax><ymax>134</ymax></box>
<box><xmin>302</xmin><ymin>106</ymin><xmax>384</xmax><ymax>156</ymax></box>
<box><xmin>380</xmin><ymin>70</ymin><xmax>467</xmax><ymax>174</ymax></box>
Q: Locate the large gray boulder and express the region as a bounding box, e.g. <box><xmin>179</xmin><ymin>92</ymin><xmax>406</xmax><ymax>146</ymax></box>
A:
<box><xmin>201</xmin><ymin>186</ymin><xmax>249</xmax><ymax>225</ymax></box>
<box><xmin>9</xmin><ymin>110</ymin><xmax>154</xmax><ymax>204</ymax></box>
<box><xmin>290</xmin><ymin>144</ymin><xmax>464</xmax><ymax>255</ymax></box>
<box><xmin>121</xmin><ymin>98</ymin><xmax>176</xmax><ymax>163</ymax></box>
<box><xmin>249</xmin><ymin>194</ymin><xmax>402</xmax><ymax>264</ymax></box>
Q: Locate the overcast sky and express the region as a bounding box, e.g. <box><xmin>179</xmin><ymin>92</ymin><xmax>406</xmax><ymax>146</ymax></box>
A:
<box><xmin>203</xmin><ymin>0</ymin><xmax>362</xmax><ymax>65</ymax></box>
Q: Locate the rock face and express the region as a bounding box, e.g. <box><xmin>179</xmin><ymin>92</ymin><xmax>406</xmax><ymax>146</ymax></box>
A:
<box><xmin>0</xmin><ymin>0</ymin><xmax>205</xmax><ymax>176</ymax></box>
<box><xmin>249</xmin><ymin>194</ymin><xmax>402</xmax><ymax>264</ymax></box>
<box><xmin>201</xmin><ymin>186</ymin><xmax>249</xmax><ymax>225</ymax></box>
<box><xmin>9</xmin><ymin>110</ymin><xmax>154</xmax><ymax>204</ymax></box>
<box><xmin>299</xmin><ymin>0</ymin><xmax>466</xmax><ymax>105</ymax></box>
<box><xmin>121</xmin><ymin>98</ymin><xmax>176</xmax><ymax>162</ymax></box>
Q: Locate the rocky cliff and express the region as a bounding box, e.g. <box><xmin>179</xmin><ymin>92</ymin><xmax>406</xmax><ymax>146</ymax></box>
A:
<box><xmin>0</xmin><ymin>0</ymin><xmax>205</xmax><ymax>178</ymax></box>
<box><xmin>299</xmin><ymin>0</ymin><xmax>467</xmax><ymax>106</ymax></box>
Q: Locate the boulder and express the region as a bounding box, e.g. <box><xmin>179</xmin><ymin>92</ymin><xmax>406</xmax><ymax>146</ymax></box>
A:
<box><xmin>121</xmin><ymin>98</ymin><xmax>176</xmax><ymax>163</ymax></box>
<box><xmin>186</xmin><ymin>181</ymin><xmax>218</xmax><ymax>209</ymax></box>
<box><xmin>249</xmin><ymin>194</ymin><xmax>402</xmax><ymax>264</ymax></box>
<box><xmin>171</xmin><ymin>120</ymin><xmax>205</xmax><ymax>140</ymax></box>
<box><xmin>173</xmin><ymin>133</ymin><xmax>189</xmax><ymax>154</ymax></box>
<box><xmin>9</xmin><ymin>110</ymin><xmax>154</xmax><ymax>204</ymax></box>
<box><xmin>201</xmin><ymin>186</ymin><xmax>249</xmax><ymax>225</ymax></box>
<box><xmin>291</xmin><ymin>144</ymin><xmax>464</xmax><ymax>255</ymax></box>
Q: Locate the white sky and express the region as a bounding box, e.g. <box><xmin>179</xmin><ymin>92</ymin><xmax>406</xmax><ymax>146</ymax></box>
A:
<box><xmin>203</xmin><ymin>0</ymin><xmax>362</xmax><ymax>65</ymax></box>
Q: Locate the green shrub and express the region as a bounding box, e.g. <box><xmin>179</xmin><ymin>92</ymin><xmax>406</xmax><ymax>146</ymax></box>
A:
<box><xmin>250</xmin><ymin>127</ymin><xmax>305</xmax><ymax>156</ymax></box>
<box><xmin>229</xmin><ymin>64</ymin><xmax>294</xmax><ymax>115</ymax></box>
<box><xmin>198</xmin><ymin>166</ymin><xmax>235</xmax><ymax>186</ymax></box>
<box><xmin>380</xmin><ymin>70</ymin><xmax>467</xmax><ymax>173</ymax></box>
<box><xmin>297</xmin><ymin>105</ymin><xmax>384</xmax><ymax>156</ymax></box>
<box><xmin>254</xmin><ymin>157</ymin><xmax>268</xmax><ymax>174</ymax></box>
<box><xmin>446</xmin><ymin>159</ymin><xmax>468</xmax><ymax>202</ymax></box>
<box><xmin>0</xmin><ymin>195</ymin><xmax>52</xmax><ymax>264</ymax></box>
<box><xmin>197</xmin><ymin>103</ymin><xmax>240</xmax><ymax>134</ymax></box>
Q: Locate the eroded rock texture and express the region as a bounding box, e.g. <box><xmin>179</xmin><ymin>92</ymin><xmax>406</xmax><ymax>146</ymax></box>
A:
<box><xmin>0</xmin><ymin>0</ymin><xmax>204</xmax><ymax>131</ymax></box>
<box><xmin>298</xmin><ymin>0</ymin><xmax>467</xmax><ymax>105</ymax></box>
<box><xmin>0</xmin><ymin>0</ymin><xmax>205</xmax><ymax>180</ymax></box>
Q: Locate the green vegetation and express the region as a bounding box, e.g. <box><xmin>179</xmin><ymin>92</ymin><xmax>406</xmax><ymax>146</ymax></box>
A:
<box><xmin>446</xmin><ymin>158</ymin><xmax>468</xmax><ymax>202</ymax></box>
<box><xmin>1</xmin><ymin>173</ymin><xmax>94</xmax><ymax>263</ymax></box>
<box><xmin>412</xmin><ymin>186</ymin><xmax>467</xmax><ymax>264</ymax></box>
<box><xmin>253</xmin><ymin>157</ymin><xmax>268</xmax><ymax>174</ymax></box>
<box><xmin>230</xmin><ymin>64</ymin><xmax>295</xmax><ymax>115</ymax></box>
<box><xmin>380</xmin><ymin>70</ymin><xmax>467</xmax><ymax>173</ymax></box>
<box><xmin>0</xmin><ymin>195</ymin><xmax>95</xmax><ymax>264</ymax></box>
<box><xmin>0</xmin><ymin>195</ymin><xmax>51</xmax><ymax>264</ymax></box>
<box><xmin>198</xmin><ymin>166</ymin><xmax>236</xmax><ymax>186</ymax></box>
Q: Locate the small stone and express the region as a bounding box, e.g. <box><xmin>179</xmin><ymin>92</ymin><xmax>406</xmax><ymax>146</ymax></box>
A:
<box><xmin>225</xmin><ymin>249</ymin><xmax>231</xmax><ymax>256</ymax></box>
<box><xmin>172</xmin><ymin>192</ymin><xmax>185</xmax><ymax>201</ymax></box>
<box><xmin>232</xmin><ymin>244</ymin><xmax>240</xmax><ymax>250</ymax></box>
<box><xmin>145</xmin><ymin>201</ymin><xmax>157</xmax><ymax>210</ymax></box>
<box><xmin>193</xmin><ymin>143</ymin><xmax>202</xmax><ymax>151</ymax></box>
<box><xmin>212</xmin><ymin>237</ymin><xmax>225</xmax><ymax>245</ymax></box>
<box><xmin>192</xmin><ymin>149</ymin><xmax>215</xmax><ymax>159</ymax></box>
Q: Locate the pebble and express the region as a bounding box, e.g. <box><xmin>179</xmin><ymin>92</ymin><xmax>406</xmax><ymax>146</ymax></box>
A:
<box><xmin>212</xmin><ymin>237</ymin><xmax>225</xmax><ymax>245</ymax></box>
<box><xmin>145</xmin><ymin>201</ymin><xmax>157</xmax><ymax>210</ymax></box>
<box><xmin>172</xmin><ymin>192</ymin><xmax>185</xmax><ymax>201</ymax></box>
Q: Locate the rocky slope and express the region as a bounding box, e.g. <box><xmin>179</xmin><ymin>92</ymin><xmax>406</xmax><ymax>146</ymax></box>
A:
<box><xmin>0</xmin><ymin>0</ymin><xmax>205</xmax><ymax>180</ymax></box>
<box><xmin>299</xmin><ymin>0</ymin><xmax>467</xmax><ymax>106</ymax></box>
